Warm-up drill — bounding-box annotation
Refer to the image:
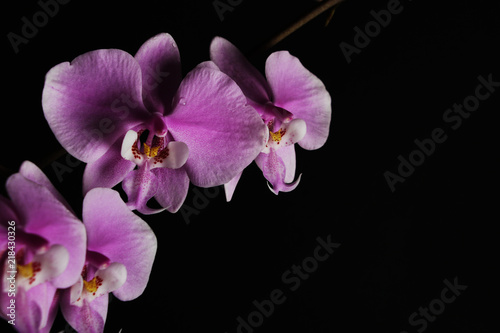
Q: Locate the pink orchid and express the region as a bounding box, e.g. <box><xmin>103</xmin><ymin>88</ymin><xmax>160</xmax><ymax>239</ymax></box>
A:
<box><xmin>60</xmin><ymin>187</ymin><xmax>157</xmax><ymax>333</ymax></box>
<box><xmin>42</xmin><ymin>33</ymin><xmax>268</xmax><ymax>214</ymax></box>
<box><xmin>210</xmin><ymin>37</ymin><xmax>332</xmax><ymax>198</ymax></box>
<box><xmin>0</xmin><ymin>161</ymin><xmax>86</xmax><ymax>333</ymax></box>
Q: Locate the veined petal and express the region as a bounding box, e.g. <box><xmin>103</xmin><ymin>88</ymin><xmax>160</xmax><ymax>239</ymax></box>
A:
<box><xmin>269</xmin><ymin>144</ymin><xmax>297</xmax><ymax>184</ymax></box>
<box><xmin>9</xmin><ymin>281</ymin><xmax>59</xmax><ymax>333</ymax></box>
<box><xmin>42</xmin><ymin>49</ymin><xmax>150</xmax><ymax>163</ymax></box>
<box><xmin>210</xmin><ymin>37</ymin><xmax>272</xmax><ymax>104</ymax></box>
<box><xmin>152</xmin><ymin>167</ymin><xmax>190</xmax><ymax>213</ymax></box>
<box><xmin>255</xmin><ymin>149</ymin><xmax>301</xmax><ymax>195</ymax></box>
<box><xmin>265</xmin><ymin>51</ymin><xmax>332</xmax><ymax>150</ymax></box>
<box><xmin>122</xmin><ymin>164</ymin><xmax>163</xmax><ymax>214</ymax></box>
<box><xmin>135</xmin><ymin>33</ymin><xmax>182</xmax><ymax>115</ymax></box>
<box><xmin>6</xmin><ymin>174</ymin><xmax>86</xmax><ymax>289</ymax></box>
<box><xmin>166</xmin><ymin>64</ymin><xmax>268</xmax><ymax>187</ymax></box>
<box><xmin>82</xmin><ymin>188</ymin><xmax>157</xmax><ymax>301</ymax></box>
<box><xmin>83</xmin><ymin>136</ymin><xmax>135</xmax><ymax>195</ymax></box>
<box><xmin>60</xmin><ymin>288</ymin><xmax>108</xmax><ymax>333</ymax></box>
<box><xmin>18</xmin><ymin>160</ymin><xmax>73</xmax><ymax>213</ymax></box>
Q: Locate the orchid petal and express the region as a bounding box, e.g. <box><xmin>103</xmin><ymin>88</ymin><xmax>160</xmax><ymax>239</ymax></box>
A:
<box><xmin>196</xmin><ymin>60</ymin><xmax>220</xmax><ymax>71</ymax></box>
<box><xmin>135</xmin><ymin>33</ymin><xmax>182</xmax><ymax>115</ymax></box>
<box><xmin>7</xmin><ymin>282</ymin><xmax>58</xmax><ymax>333</ymax></box>
<box><xmin>120</xmin><ymin>130</ymin><xmax>141</xmax><ymax>164</ymax></box>
<box><xmin>265</xmin><ymin>51</ymin><xmax>332</xmax><ymax>150</ymax></box>
<box><xmin>122</xmin><ymin>164</ymin><xmax>163</xmax><ymax>214</ymax></box>
<box><xmin>42</xmin><ymin>49</ymin><xmax>150</xmax><ymax>163</ymax></box>
<box><xmin>151</xmin><ymin>167</ymin><xmax>190</xmax><ymax>213</ymax></box>
<box><xmin>150</xmin><ymin>141</ymin><xmax>189</xmax><ymax>169</ymax></box>
<box><xmin>69</xmin><ymin>276</ymin><xmax>84</xmax><ymax>305</ymax></box>
<box><xmin>6</xmin><ymin>174</ymin><xmax>86</xmax><ymax>289</ymax></box>
<box><xmin>17</xmin><ymin>245</ymin><xmax>69</xmax><ymax>292</ymax></box>
<box><xmin>0</xmin><ymin>196</ymin><xmax>18</xmax><ymax>250</ymax></box>
<box><xmin>83</xmin><ymin>136</ymin><xmax>135</xmax><ymax>195</ymax></box>
<box><xmin>18</xmin><ymin>160</ymin><xmax>73</xmax><ymax>212</ymax></box>
<box><xmin>224</xmin><ymin>171</ymin><xmax>243</xmax><ymax>202</ymax></box>
<box><xmin>255</xmin><ymin>148</ymin><xmax>301</xmax><ymax>195</ymax></box>
<box><xmin>82</xmin><ymin>188</ymin><xmax>157</xmax><ymax>301</ymax></box>
<box><xmin>166</xmin><ymin>64</ymin><xmax>268</xmax><ymax>187</ymax></box>
<box><xmin>210</xmin><ymin>37</ymin><xmax>272</xmax><ymax>104</ymax></box>
<box><xmin>60</xmin><ymin>290</ymin><xmax>108</xmax><ymax>333</ymax></box>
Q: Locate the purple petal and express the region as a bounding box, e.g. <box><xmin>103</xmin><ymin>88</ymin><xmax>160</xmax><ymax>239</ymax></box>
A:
<box><xmin>265</xmin><ymin>51</ymin><xmax>332</xmax><ymax>150</ymax></box>
<box><xmin>6</xmin><ymin>174</ymin><xmax>86</xmax><ymax>289</ymax></box>
<box><xmin>82</xmin><ymin>188</ymin><xmax>157</xmax><ymax>301</ymax></box>
<box><xmin>83</xmin><ymin>136</ymin><xmax>135</xmax><ymax>195</ymax></box>
<box><xmin>122</xmin><ymin>164</ymin><xmax>163</xmax><ymax>214</ymax></box>
<box><xmin>223</xmin><ymin>171</ymin><xmax>243</xmax><ymax>202</ymax></box>
<box><xmin>166</xmin><ymin>64</ymin><xmax>268</xmax><ymax>187</ymax></box>
<box><xmin>210</xmin><ymin>37</ymin><xmax>272</xmax><ymax>105</ymax></box>
<box><xmin>255</xmin><ymin>148</ymin><xmax>301</xmax><ymax>194</ymax></box>
<box><xmin>278</xmin><ymin>144</ymin><xmax>297</xmax><ymax>184</ymax></box>
<box><xmin>18</xmin><ymin>160</ymin><xmax>72</xmax><ymax>212</ymax></box>
<box><xmin>135</xmin><ymin>33</ymin><xmax>182</xmax><ymax>115</ymax></box>
<box><xmin>5</xmin><ymin>282</ymin><xmax>59</xmax><ymax>333</ymax></box>
<box><xmin>42</xmin><ymin>49</ymin><xmax>150</xmax><ymax>163</ymax></box>
<box><xmin>151</xmin><ymin>167</ymin><xmax>190</xmax><ymax>213</ymax></box>
<box><xmin>0</xmin><ymin>196</ymin><xmax>18</xmax><ymax>250</ymax></box>
<box><xmin>60</xmin><ymin>289</ymin><xmax>108</xmax><ymax>333</ymax></box>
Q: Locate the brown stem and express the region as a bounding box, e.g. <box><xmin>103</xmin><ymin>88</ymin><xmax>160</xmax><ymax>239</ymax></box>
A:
<box><xmin>250</xmin><ymin>0</ymin><xmax>344</xmax><ymax>57</ymax></box>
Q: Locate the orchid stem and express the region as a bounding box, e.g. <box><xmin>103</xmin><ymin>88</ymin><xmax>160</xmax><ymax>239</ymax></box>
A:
<box><xmin>250</xmin><ymin>0</ymin><xmax>344</xmax><ymax>57</ymax></box>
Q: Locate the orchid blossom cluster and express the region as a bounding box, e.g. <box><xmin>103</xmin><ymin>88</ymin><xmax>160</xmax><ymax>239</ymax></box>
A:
<box><xmin>1</xmin><ymin>33</ymin><xmax>331</xmax><ymax>332</ymax></box>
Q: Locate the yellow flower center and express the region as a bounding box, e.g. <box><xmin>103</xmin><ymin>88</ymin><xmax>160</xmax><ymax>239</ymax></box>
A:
<box><xmin>143</xmin><ymin>143</ymin><xmax>160</xmax><ymax>158</ymax></box>
<box><xmin>269</xmin><ymin>128</ymin><xmax>286</xmax><ymax>142</ymax></box>
<box><xmin>17</xmin><ymin>261</ymin><xmax>41</xmax><ymax>285</ymax></box>
<box><xmin>17</xmin><ymin>262</ymin><xmax>34</xmax><ymax>278</ymax></box>
<box><xmin>83</xmin><ymin>276</ymin><xmax>103</xmax><ymax>294</ymax></box>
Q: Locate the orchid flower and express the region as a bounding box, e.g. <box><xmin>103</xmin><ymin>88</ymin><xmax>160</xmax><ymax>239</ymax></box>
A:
<box><xmin>210</xmin><ymin>37</ymin><xmax>332</xmax><ymax>199</ymax></box>
<box><xmin>0</xmin><ymin>161</ymin><xmax>86</xmax><ymax>333</ymax></box>
<box><xmin>60</xmin><ymin>187</ymin><xmax>157</xmax><ymax>333</ymax></box>
<box><xmin>42</xmin><ymin>33</ymin><xmax>268</xmax><ymax>214</ymax></box>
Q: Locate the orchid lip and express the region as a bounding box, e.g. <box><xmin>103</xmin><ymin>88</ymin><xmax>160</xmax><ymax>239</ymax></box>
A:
<box><xmin>14</xmin><ymin>244</ymin><xmax>70</xmax><ymax>292</ymax></box>
<box><xmin>121</xmin><ymin>129</ymin><xmax>189</xmax><ymax>170</ymax></box>
<box><xmin>71</xmin><ymin>262</ymin><xmax>127</xmax><ymax>306</ymax></box>
<box><xmin>262</xmin><ymin>118</ymin><xmax>307</xmax><ymax>154</ymax></box>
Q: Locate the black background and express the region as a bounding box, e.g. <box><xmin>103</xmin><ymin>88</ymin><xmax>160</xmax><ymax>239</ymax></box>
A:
<box><xmin>2</xmin><ymin>0</ymin><xmax>498</xmax><ymax>332</ymax></box>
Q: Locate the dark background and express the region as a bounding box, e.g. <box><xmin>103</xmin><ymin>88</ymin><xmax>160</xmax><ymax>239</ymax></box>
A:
<box><xmin>2</xmin><ymin>0</ymin><xmax>498</xmax><ymax>332</ymax></box>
